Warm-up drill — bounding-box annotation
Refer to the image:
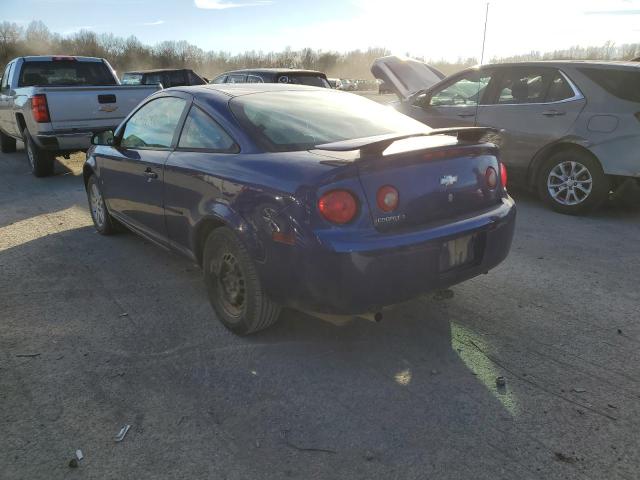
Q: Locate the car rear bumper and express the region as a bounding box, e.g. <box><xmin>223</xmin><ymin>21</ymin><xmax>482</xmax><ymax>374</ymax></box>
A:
<box><xmin>260</xmin><ymin>196</ymin><xmax>516</xmax><ymax>314</ymax></box>
<box><xmin>34</xmin><ymin>128</ymin><xmax>114</xmax><ymax>152</ymax></box>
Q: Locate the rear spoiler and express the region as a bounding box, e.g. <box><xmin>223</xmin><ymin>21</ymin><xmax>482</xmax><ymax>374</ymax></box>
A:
<box><xmin>316</xmin><ymin>127</ymin><xmax>500</xmax><ymax>157</ymax></box>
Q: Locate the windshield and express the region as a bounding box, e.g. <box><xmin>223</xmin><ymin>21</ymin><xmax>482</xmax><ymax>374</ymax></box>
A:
<box><xmin>276</xmin><ymin>74</ymin><xmax>330</xmax><ymax>88</ymax></box>
<box><xmin>19</xmin><ymin>60</ymin><xmax>117</xmax><ymax>87</ymax></box>
<box><xmin>230</xmin><ymin>90</ymin><xmax>429</xmax><ymax>152</ymax></box>
<box><xmin>121</xmin><ymin>73</ymin><xmax>143</xmax><ymax>85</ymax></box>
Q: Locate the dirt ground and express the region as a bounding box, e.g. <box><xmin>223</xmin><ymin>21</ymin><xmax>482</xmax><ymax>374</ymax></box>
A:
<box><xmin>1</xmin><ymin>146</ymin><xmax>639</xmax><ymax>480</ymax></box>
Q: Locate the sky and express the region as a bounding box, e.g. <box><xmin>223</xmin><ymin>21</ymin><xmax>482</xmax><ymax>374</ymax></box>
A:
<box><xmin>4</xmin><ymin>0</ymin><xmax>640</xmax><ymax>60</ymax></box>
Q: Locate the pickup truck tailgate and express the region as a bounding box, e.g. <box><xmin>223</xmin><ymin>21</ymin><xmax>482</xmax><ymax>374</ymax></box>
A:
<box><xmin>43</xmin><ymin>86</ymin><xmax>159</xmax><ymax>131</ymax></box>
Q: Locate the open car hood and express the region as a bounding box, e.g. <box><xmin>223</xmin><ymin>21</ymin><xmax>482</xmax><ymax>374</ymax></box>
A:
<box><xmin>371</xmin><ymin>56</ymin><xmax>446</xmax><ymax>100</ymax></box>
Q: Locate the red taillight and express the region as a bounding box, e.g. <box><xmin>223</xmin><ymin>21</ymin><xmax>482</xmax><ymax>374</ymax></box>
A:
<box><xmin>500</xmin><ymin>162</ymin><xmax>508</xmax><ymax>189</ymax></box>
<box><xmin>318</xmin><ymin>190</ymin><xmax>358</xmax><ymax>224</ymax></box>
<box><xmin>31</xmin><ymin>94</ymin><xmax>50</xmax><ymax>123</ymax></box>
<box><xmin>376</xmin><ymin>185</ymin><xmax>399</xmax><ymax>212</ymax></box>
<box><xmin>52</xmin><ymin>56</ymin><xmax>76</xmax><ymax>61</ymax></box>
<box><xmin>485</xmin><ymin>167</ymin><xmax>497</xmax><ymax>189</ymax></box>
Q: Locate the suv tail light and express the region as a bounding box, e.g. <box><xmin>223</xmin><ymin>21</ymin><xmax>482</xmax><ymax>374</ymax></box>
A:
<box><xmin>31</xmin><ymin>94</ymin><xmax>50</xmax><ymax>123</ymax></box>
<box><xmin>318</xmin><ymin>190</ymin><xmax>358</xmax><ymax>224</ymax></box>
<box><xmin>500</xmin><ymin>163</ymin><xmax>508</xmax><ymax>189</ymax></box>
<box><xmin>376</xmin><ymin>185</ymin><xmax>399</xmax><ymax>212</ymax></box>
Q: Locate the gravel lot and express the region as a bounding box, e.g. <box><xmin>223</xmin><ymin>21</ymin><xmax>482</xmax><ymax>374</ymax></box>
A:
<box><xmin>1</xmin><ymin>146</ymin><xmax>639</xmax><ymax>480</ymax></box>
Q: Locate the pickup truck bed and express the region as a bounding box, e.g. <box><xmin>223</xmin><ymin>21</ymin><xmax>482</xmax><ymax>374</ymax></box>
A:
<box><xmin>0</xmin><ymin>55</ymin><xmax>159</xmax><ymax>176</ymax></box>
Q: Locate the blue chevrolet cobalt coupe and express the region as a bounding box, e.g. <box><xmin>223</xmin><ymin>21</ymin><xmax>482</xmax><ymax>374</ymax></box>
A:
<box><xmin>84</xmin><ymin>84</ymin><xmax>516</xmax><ymax>334</ymax></box>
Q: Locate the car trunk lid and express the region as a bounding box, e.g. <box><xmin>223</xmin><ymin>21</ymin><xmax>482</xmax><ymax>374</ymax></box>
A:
<box><xmin>315</xmin><ymin>129</ymin><xmax>503</xmax><ymax>231</ymax></box>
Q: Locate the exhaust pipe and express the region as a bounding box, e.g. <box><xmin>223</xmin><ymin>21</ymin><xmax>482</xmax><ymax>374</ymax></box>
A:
<box><xmin>301</xmin><ymin>310</ymin><xmax>383</xmax><ymax>325</ymax></box>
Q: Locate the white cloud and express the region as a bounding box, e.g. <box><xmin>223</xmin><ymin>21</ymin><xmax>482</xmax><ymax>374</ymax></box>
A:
<box><xmin>141</xmin><ymin>20</ymin><xmax>165</xmax><ymax>26</ymax></box>
<box><xmin>194</xmin><ymin>0</ymin><xmax>272</xmax><ymax>9</ymax></box>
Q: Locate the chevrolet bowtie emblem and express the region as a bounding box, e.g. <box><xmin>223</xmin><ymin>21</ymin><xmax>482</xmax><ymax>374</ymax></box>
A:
<box><xmin>99</xmin><ymin>105</ymin><xmax>118</xmax><ymax>112</ymax></box>
<box><xmin>440</xmin><ymin>175</ymin><xmax>458</xmax><ymax>187</ymax></box>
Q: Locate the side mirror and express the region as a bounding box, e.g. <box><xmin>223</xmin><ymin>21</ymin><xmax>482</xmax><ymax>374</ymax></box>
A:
<box><xmin>91</xmin><ymin>130</ymin><xmax>114</xmax><ymax>146</ymax></box>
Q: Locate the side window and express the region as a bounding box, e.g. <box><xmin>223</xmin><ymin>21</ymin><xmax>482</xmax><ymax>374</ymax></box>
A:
<box><xmin>178</xmin><ymin>106</ymin><xmax>237</xmax><ymax>152</ymax></box>
<box><xmin>212</xmin><ymin>75</ymin><xmax>226</xmax><ymax>84</ymax></box>
<box><xmin>121</xmin><ymin>97</ymin><xmax>187</xmax><ymax>149</ymax></box>
<box><xmin>578</xmin><ymin>67</ymin><xmax>640</xmax><ymax>103</ymax></box>
<box><xmin>144</xmin><ymin>73</ymin><xmax>163</xmax><ymax>86</ymax></box>
<box><xmin>429</xmin><ymin>72</ymin><xmax>491</xmax><ymax>107</ymax></box>
<box><xmin>1</xmin><ymin>63</ymin><xmax>13</xmax><ymax>90</ymax></box>
<box><xmin>227</xmin><ymin>74</ymin><xmax>246</xmax><ymax>84</ymax></box>
<box><xmin>546</xmin><ymin>72</ymin><xmax>575</xmax><ymax>102</ymax></box>
<box><xmin>496</xmin><ymin>69</ymin><xmax>552</xmax><ymax>104</ymax></box>
<box><xmin>246</xmin><ymin>75</ymin><xmax>264</xmax><ymax>84</ymax></box>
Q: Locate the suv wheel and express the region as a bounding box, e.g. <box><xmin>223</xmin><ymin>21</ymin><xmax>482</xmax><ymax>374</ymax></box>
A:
<box><xmin>203</xmin><ymin>228</ymin><xmax>281</xmax><ymax>335</ymax></box>
<box><xmin>23</xmin><ymin>128</ymin><xmax>54</xmax><ymax>177</ymax></box>
<box><xmin>0</xmin><ymin>130</ymin><xmax>16</xmax><ymax>153</ymax></box>
<box><xmin>538</xmin><ymin>150</ymin><xmax>609</xmax><ymax>215</ymax></box>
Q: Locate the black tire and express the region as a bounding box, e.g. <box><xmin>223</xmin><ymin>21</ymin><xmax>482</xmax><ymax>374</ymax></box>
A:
<box><xmin>23</xmin><ymin>128</ymin><xmax>54</xmax><ymax>177</ymax></box>
<box><xmin>203</xmin><ymin>228</ymin><xmax>281</xmax><ymax>335</ymax></box>
<box><xmin>537</xmin><ymin>149</ymin><xmax>609</xmax><ymax>215</ymax></box>
<box><xmin>0</xmin><ymin>130</ymin><xmax>16</xmax><ymax>153</ymax></box>
<box><xmin>86</xmin><ymin>175</ymin><xmax>117</xmax><ymax>235</ymax></box>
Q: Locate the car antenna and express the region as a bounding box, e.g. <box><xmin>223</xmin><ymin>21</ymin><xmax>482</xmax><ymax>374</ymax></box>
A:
<box><xmin>475</xmin><ymin>2</ymin><xmax>490</xmax><ymax>126</ymax></box>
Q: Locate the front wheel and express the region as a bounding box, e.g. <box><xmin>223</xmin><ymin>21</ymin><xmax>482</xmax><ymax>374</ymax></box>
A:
<box><xmin>23</xmin><ymin>128</ymin><xmax>54</xmax><ymax>177</ymax></box>
<box><xmin>203</xmin><ymin>228</ymin><xmax>281</xmax><ymax>335</ymax></box>
<box><xmin>538</xmin><ymin>150</ymin><xmax>609</xmax><ymax>215</ymax></box>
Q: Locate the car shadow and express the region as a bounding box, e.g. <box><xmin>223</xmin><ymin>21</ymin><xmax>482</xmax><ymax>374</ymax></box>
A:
<box><xmin>1</xmin><ymin>225</ymin><xmax>576</xmax><ymax>480</ymax></box>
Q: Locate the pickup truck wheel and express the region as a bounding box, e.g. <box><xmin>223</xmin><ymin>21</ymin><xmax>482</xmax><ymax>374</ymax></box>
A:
<box><xmin>86</xmin><ymin>175</ymin><xmax>117</xmax><ymax>235</ymax></box>
<box><xmin>23</xmin><ymin>128</ymin><xmax>54</xmax><ymax>177</ymax></box>
<box><xmin>537</xmin><ymin>150</ymin><xmax>609</xmax><ymax>215</ymax></box>
<box><xmin>203</xmin><ymin>228</ymin><xmax>281</xmax><ymax>335</ymax></box>
<box><xmin>0</xmin><ymin>130</ymin><xmax>16</xmax><ymax>153</ymax></box>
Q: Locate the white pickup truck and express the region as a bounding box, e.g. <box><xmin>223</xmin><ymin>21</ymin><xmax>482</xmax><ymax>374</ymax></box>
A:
<box><xmin>0</xmin><ymin>55</ymin><xmax>160</xmax><ymax>176</ymax></box>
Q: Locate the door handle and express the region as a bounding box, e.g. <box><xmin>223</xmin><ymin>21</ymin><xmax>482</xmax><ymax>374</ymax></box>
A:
<box><xmin>143</xmin><ymin>167</ymin><xmax>158</xmax><ymax>179</ymax></box>
<box><xmin>457</xmin><ymin>112</ymin><xmax>476</xmax><ymax>117</ymax></box>
<box><xmin>542</xmin><ymin>110</ymin><xmax>566</xmax><ymax>117</ymax></box>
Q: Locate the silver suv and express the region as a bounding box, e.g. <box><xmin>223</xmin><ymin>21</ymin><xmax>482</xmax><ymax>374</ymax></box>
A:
<box><xmin>373</xmin><ymin>57</ymin><xmax>640</xmax><ymax>214</ymax></box>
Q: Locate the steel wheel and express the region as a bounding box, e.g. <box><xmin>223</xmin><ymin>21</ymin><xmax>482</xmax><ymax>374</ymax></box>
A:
<box><xmin>89</xmin><ymin>182</ymin><xmax>106</xmax><ymax>228</ymax></box>
<box><xmin>215</xmin><ymin>252</ymin><xmax>246</xmax><ymax>318</ymax></box>
<box><xmin>547</xmin><ymin>160</ymin><xmax>593</xmax><ymax>206</ymax></box>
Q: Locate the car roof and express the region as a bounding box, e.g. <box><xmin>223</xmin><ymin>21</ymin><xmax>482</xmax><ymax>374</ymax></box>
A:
<box><xmin>479</xmin><ymin>60</ymin><xmax>640</xmax><ymax>70</ymax></box>
<box><xmin>167</xmin><ymin>83</ymin><xmax>332</xmax><ymax>98</ymax></box>
<box><xmin>124</xmin><ymin>68</ymin><xmax>191</xmax><ymax>74</ymax></box>
<box><xmin>21</xmin><ymin>55</ymin><xmax>105</xmax><ymax>62</ymax></box>
<box><xmin>216</xmin><ymin>68</ymin><xmax>327</xmax><ymax>76</ymax></box>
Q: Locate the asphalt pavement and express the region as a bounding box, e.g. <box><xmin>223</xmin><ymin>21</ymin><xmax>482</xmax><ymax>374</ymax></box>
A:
<box><xmin>1</xmin><ymin>146</ymin><xmax>639</xmax><ymax>479</ymax></box>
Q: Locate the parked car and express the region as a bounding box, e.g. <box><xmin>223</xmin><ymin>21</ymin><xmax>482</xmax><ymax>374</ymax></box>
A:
<box><xmin>0</xmin><ymin>55</ymin><xmax>160</xmax><ymax>176</ymax></box>
<box><xmin>328</xmin><ymin>78</ymin><xmax>343</xmax><ymax>89</ymax></box>
<box><xmin>372</xmin><ymin>56</ymin><xmax>640</xmax><ymax>214</ymax></box>
<box><xmin>210</xmin><ymin>68</ymin><xmax>330</xmax><ymax>87</ymax></box>
<box><xmin>121</xmin><ymin>68</ymin><xmax>207</xmax><ymax>88</ymax></box>
<box><xmin>84</xmin><ymin>84</ymin><xmax>515</xmax><ymax>335</ymax></box>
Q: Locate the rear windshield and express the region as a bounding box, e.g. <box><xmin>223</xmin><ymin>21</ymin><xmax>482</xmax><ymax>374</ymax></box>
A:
<box><xmin>578</xmin><ymin>67</ymin><xmax>640</xmax><ymax>103</ymax></box>
<box><xmin>19</xmin><ymin>60</ymin><xmax>117</xmax><ymax>87</ymax></box>
<box><xmin>121</xmin><ymin>73</ymin><xmax>143</xmax><ymax>85</ymax></box>
<box><xmin>276</xmin><ymin>74</ymin><xmax>330</xmax><ymax>88</ymax></box>
<box><xmin>230</xmin><ymin>90</ymin><xmax>429</xmax><ymax>152</ymax></box>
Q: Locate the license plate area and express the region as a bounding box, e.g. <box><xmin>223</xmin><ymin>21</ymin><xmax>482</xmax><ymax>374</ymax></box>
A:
<box><xmin>439</xmin><ymin>233</ymin><xmax>480</xmax><ymax>271</ymax></box>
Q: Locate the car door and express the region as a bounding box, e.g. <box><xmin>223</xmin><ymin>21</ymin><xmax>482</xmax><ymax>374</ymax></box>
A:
<box><xmin>98</xmin><ymin>95</ymin><xmax>188</xmax><ymax>245</ymax></box>
<box><xmin>476</xmin><ymin>66</ymin><xmax>586</xmax><ymax>175</ymax></box>
<box><xmin>405</xmin><ymin>69</ymin><xmax>496</xmax><ymax>128</ymax></box>
<box><xmin>163</xmin><ymin>103</ymin><xmax>239</xmax><ymax>256</ymax></box>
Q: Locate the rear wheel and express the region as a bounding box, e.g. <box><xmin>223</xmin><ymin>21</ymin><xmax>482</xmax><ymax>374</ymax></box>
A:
<box><xmin>0</xmin><ymin>130</ymin><xmax>16</xmax><ymax>153</ymax></box>
<box><xmin>203</xmin><ymin>228</ymin><xmax>281</xmax><ymax>335</ymax></box>
<box><xmin>538</xmin><ymin>150</ymin><xmax>609</xmax><ymax>215</ymax></box>
<box><xmin>23</xmin><ymin>128</ymin><xmax>54</xmax><ymax>177</ymax></box>
<box><xmin>87</xmin><ymin>175</ymin><xmax>117</xmax><ymax>235</ymax></box>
